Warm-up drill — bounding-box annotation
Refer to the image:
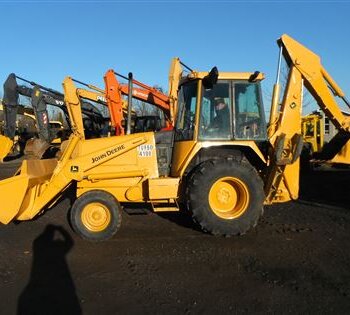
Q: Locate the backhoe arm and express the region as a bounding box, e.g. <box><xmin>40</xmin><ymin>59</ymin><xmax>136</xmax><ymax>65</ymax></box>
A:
<box><xmin>279</xmin><ymin>34</ymin><xmax>350</xmax><ymax>132</ymax></box>
<box><xmin>104</xmin><ymin>70</ymin><xmax>125</xmax><ymax>135</ymax></box>
<box><xmin>3</xmin><ymin>74</ymin><xmax>64</xmax><ymax>144</ymax></box>
<box><xmin>2</xmin><ymin>73</ymin><xmax>19</xmax><ymax>139</ymax></box>
<box><xmin>104</xmin><ymin>58</ymin><xmax>184</xmax><ymax>136</ymax></box>
<box><xmin>119</xmin><ymin>78</ymin><xmax>171</xmax><ymax>123</ymax></box>
<box><xmin>104</xmin><ymin>69</ymin><xmax>173</xmax><ymax>135</ymax></box>
<box><xmin>266</xmin><ymin>34</ymin><xmax>350</xmax><ymax>204</ymax></box>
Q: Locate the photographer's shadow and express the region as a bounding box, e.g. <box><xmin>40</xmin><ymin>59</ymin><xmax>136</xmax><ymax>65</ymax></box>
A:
<box><xmin>17</xmin><ymin>224</ymin><xmax>81</xmax><ymax>315</ymax></box>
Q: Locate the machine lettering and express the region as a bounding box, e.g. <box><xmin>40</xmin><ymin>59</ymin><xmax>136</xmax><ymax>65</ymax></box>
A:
<box><xmin>92</xmin><ymin>144</ymin><xmax>125</xmax><ymax>163</ymax></box>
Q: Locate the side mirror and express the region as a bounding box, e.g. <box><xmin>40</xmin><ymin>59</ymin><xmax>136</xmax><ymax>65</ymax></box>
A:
<box><xmin>249</xmin><ymin>71</ymin><xmax>261</xmax><ymax>82</ymax></box>
<box><xmin>202</xmin><ymin>67</ymin><xmax>219</xmax><ymax>89</ymax></box>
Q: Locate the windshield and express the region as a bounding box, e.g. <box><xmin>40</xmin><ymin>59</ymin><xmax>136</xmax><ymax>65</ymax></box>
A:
<box><xmin>199</xmin><ymin>80</ymin><xmax>266</xmax><ymax>141</ymax></box>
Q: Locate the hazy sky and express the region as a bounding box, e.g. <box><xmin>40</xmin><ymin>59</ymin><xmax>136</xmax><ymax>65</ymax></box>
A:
<box><xmin>0</xmin><ymin>0</ymin><xmax>349</xmax><ymax>113</ymax></box>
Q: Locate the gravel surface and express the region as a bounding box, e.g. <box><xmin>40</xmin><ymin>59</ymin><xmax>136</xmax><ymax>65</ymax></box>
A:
<box><xmin>0</xmin><ymin>161</ymin><xmax>349</xmax><ymax>314</ymax></box>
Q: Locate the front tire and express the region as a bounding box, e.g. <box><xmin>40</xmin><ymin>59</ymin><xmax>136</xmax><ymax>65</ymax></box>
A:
<box><xmin>186</xmin><ymin>158</ymin><xmax>264</xmax><ymax>236</ymax></box>
<box><xmin>70</xmin><ymin>190</ymin><xmax>122</xmax><ymax>241</ymax></box>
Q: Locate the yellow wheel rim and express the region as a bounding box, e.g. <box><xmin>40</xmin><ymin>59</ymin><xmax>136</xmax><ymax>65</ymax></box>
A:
<box><xmin>209</xmin><ymin>176</ymin><xmax>249</xmax><ymax>219</ymax></box>
<box><xmin>81</xmin><ymin>202</ymin><xmax>111</xmax><ymax>232</ymax></box>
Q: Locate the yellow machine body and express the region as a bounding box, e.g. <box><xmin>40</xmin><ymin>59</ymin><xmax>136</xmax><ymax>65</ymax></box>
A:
<box><xmin>0</xmin><ymin>131</ymin><xmax>168</xmax><ymax>224</ymax></box>
<box><xmin>74</xmin><ymin>132</ymin><xmax>159</xmax><ymax>201</ymax></box>
<box><xmin>0</xmin><ymin>71</ymin><xmax>267</xmax><ymax>223</ymax></box>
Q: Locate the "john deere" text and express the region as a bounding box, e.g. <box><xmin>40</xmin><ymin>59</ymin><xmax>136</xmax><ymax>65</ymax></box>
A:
<box><xmin>91</xmin><ymin>144</ymin><xmax>125</xmax><ymax>163</ymax></box>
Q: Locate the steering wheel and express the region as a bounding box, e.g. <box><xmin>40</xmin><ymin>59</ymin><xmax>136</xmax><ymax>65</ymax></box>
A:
<box><xmin>238</xmin><ymin>117</ymin><xmax>261</xmax><ymax>129</ymax></box>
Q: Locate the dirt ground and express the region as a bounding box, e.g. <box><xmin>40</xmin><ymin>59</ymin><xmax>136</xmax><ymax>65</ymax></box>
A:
<box><xmin>0</xmin><ymin>160</ymin><xmax>349</xmax><ymax>314</ymax></box>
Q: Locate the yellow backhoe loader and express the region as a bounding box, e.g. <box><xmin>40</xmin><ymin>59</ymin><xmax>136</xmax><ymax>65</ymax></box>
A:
<box><xmin>0</xmin><ymin>34</ymin><xmax>349</xmax><ymax>241</ymax></box>
<box><xmin>301</xmin><ymin>111</ymin><xmax>350</xmax><ymax>167</ymax></box>
<box><xmin>301</xmin><ymin>113</ymin><xmax>324</xmax><ymax>154</ymax></box>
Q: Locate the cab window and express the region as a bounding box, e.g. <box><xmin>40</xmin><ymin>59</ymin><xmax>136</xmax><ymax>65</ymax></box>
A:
<box><xmin>175</xmin><ymin>81</ymin><xmax>198</xmax><ymax>141</ymax></box>
<box><xmin>199</xmin><ymin>81</ymin><xmax>232</xmax><ymax>140</ymax></box>
<box><xmin>234</xmin><ymin>83</ymin><xmax>266</xmax><ymax>140</ymax></box>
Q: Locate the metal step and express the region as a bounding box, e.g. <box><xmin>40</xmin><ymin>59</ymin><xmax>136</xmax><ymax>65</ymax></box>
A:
<box><xmin>151</xmin><ymin>199</ymin><xmax>179</xmax><ymax>212</ymax></box>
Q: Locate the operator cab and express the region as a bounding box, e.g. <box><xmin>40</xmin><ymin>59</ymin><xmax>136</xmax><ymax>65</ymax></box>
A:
<box><xmin>175</xmin><ymin>70</ymin><xmax>267</xmax><ymax>142</ymax></box>
<box><xmin>155</xmin><ymin>68</ymin><xmax>267</xmax><ymax>177</ymax></box>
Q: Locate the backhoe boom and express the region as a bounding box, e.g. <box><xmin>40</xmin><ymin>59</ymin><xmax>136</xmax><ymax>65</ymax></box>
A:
<box><xmin>266</xmin><ymin>34</ymin><xmax>350</xmax><ymax>203</ymax></box>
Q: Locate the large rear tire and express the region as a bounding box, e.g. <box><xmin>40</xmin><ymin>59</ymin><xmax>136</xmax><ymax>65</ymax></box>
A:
<box><xmin>70</xmin><ymin>190</ymin><xmax>122</xmax><ymax>241</ymax></box>
<box><xmin>186</xmin><ymin>158</ymin><xmax>264</xmax><ymax>236</ymax></box>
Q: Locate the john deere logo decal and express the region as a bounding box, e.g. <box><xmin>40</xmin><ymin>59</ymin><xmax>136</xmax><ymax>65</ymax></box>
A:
<box><xmin>71</xmin><ymin>166</ymin><xmax>79</xmax><ymax>172</ymax></box>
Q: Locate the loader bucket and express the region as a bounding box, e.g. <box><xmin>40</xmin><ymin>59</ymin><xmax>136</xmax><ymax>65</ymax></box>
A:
<box><xmin>24</xmin><ymin>138</ymin><xmax>51</xmax><ymax>159</ymax></box>
<box><xmin>0</xmin><ymin>175</ymin><xmax>29</xmax><ymax>224</ymax></box>
<box><xmin>0</xmin><ymin>135</ymin><xmax>13</xmax><ymax>162</ymax></box>
<box><xmin>0</xmin><ymin>159</ymin><xmax>58</xmax><ymax>224</ymax></box>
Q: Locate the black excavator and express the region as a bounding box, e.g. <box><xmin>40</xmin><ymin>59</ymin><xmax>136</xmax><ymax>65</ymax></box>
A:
<box><xmin>1</xmin><ymin>73</ymin><xmax>106</xmax><ymax>161</ymax></box>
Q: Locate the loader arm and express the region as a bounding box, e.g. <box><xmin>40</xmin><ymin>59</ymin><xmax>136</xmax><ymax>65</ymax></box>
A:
<box><xmin>0</xmin><ymin>78</ymin><xmax>145</xmax><ymax>224</ymax></box>
<box><xmin>0</xmin><ymin>131</ymin><xmax>146</xmax><ymax>224</ymax></box>
<box><xmin>63</xmin><ymin>77</ymin><xmax>104</xmax><ymax>138</ymax></box>
<box><xmin>168</xmin><ymin>57</ymin><xmax>183</xmax><ymax>124</ymax></box>
<box><xmin>265</xmin><ymin>34</ymin><xmax>350</xmax><ymax>204</ymax></box>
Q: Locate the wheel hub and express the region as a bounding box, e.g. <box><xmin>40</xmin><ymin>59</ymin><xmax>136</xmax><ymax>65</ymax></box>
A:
<box><xmin>216</xmin><ymin>186</ymin><xmax>234</xmax><ymax>205</ymax></box>
<box><xmin>209</xmin><ymin>176</ymin><xmax>249</xmax><ymax>219</ymax></box>
<box><xmin>81</xmin><ymin>202</ymin><xmax>111</xmax><ymax>232</ymax></box>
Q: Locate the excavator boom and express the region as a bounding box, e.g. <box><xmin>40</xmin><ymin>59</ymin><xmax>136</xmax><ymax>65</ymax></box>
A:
<box><xmin>0</xmin><ymin>74</ymin><xmax>106</xmax><ymax>160</ymax></box>
<box><xmin>104</xmin><ymin>69</ymin><xmax>173</xmax><ymax>135</ymax></box>
<box><xmin>104</xmin><ymin>58</ymin><xmax>184</xmax><ymax>135</ymax></box>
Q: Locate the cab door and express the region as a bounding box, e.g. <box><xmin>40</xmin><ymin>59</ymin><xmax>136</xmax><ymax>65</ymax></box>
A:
<box><xmin>170</xmin><ymin>80</ymin><xmax>200</xmax><ymax>177</ymax></box>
